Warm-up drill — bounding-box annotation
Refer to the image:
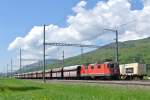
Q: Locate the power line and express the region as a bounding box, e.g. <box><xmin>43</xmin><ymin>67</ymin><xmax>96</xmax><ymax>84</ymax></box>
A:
<box><xmin>21</xmin><ymin>59</ymin><xmax>41</xmax><ymax>61</ymax></box>
<box><xmin>45</xmin><ymin>42</ymin><xmax>101</xmax><ymax>48</ymax></box>
<box><xmin>116</xmin><ymin>19</ymin><xmax>136</xmax><ymax>29</ymax></box>
<box><xmin>19</xmin><ymin>48</ymin><xmax>42</xmax><ymax>73</ymax></box>
<box><xmin>44</xmin><ymin>42</ymin><xmax>101</xmax><ymax>66</ymax></box>
<box><xmin>104</xmin><ymin>29</ymin><xmax>119</xmax><ymax>64</ymax></box>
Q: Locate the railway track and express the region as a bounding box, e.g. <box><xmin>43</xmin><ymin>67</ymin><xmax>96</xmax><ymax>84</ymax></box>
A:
<box><xmin>33</xmin><ymin>79</ymin><xmax>150</xmax><ymax>86</ymax></box>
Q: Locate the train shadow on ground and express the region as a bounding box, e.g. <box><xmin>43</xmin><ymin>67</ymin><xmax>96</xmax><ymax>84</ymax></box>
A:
<box><xmin>0</xmin><ymin>85</ymin><xmax>42</xmax><ymax>92</ymax></box>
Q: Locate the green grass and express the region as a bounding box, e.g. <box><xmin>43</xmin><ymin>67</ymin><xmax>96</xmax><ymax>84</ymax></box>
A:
<box><xmin>0</xmin><ymin>78</ymin><xmax>150</xmax><ymax>100</ymax></box>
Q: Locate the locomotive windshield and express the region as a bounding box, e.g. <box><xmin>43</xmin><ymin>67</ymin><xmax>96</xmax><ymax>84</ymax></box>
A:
<box><xmin>109</xmin><ymin>64</ymin><xmax>114</xmax><ymax>68</ymax></box>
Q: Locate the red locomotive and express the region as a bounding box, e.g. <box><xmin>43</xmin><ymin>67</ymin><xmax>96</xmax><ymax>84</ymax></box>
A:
<box><xmin>80</xmin><ymin>62</ymin><xmax>120</xmax><ymax>79</ymax></box>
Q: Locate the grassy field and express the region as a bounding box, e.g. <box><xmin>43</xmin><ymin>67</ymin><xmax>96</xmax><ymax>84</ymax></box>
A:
<box><xmin>0</xmin><ymin>78</ymin><xmax>150</xmax><ymax>100</ymax></box>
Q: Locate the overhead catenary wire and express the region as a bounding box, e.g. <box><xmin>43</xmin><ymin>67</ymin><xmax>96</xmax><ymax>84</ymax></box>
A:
<box><xmin>44</xmin><ymin>42</ymin><xmax>101</xmax><ymax>48</ymax></box>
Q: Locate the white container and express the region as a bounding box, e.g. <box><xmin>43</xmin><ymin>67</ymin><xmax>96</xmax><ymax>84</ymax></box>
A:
<box><xmin>119</xmin><ymin>63</ymin><xmax>146</xmax><ymax>75</ymax></box>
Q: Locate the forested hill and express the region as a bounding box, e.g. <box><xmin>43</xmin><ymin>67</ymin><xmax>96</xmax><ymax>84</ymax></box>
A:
<box><xmin>63</xmin><ymin>37</ymin><xmax>150</xmax><ymax>65</ymax></box>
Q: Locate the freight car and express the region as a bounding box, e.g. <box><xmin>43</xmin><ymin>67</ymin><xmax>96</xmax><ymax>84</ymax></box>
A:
<box><xmin>45</xmin><ymin>69</ymin><xmax>51</xmax><ymax>79</ymax></box>
<box><xmin>63</xmin><ymin>65</ymin><xmax>81</xmax><ymax>79</ymax></box>
<box><xmin>14</xmin><ymin>61</ymin><xmax>120</xmax><ymax>80</ymax></box>
<box><xmin>119</xmin><ymin>63</ymin><xmax>147</xmax><ymax>80</ymax></box>
<box><xmin>51</xmin><ymin>67</ymin><xmax>63</xmax><ymax>79</ymax></box>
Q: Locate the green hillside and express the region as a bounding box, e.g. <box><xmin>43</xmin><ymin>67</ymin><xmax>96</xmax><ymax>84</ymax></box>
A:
<box><xmin>19</xmin><ymin>37</ymin><xmax>150</xmax><ymax>75</ymax></box>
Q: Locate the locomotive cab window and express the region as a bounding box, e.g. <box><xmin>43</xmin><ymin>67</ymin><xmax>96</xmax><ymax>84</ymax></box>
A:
<box><xmin>97</xmin><ymin>65</ymin><xmax>101</xmax><ymax>69</ymax></box>
<box><xmin>91</xmin><ymin>66</ymin><xmax>94</xmax><ymax>69</ymax></box>
<box><xmin>108</xmin><ymin>64</ymin><xmax>114</xmax><ymax>68</ymax></box>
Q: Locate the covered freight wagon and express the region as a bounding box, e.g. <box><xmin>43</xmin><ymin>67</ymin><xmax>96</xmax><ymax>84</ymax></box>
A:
<box><xmin>45</xmin><ymin>69</ymin><xmax>51</xmax><ymax>79</ymax></box>
<box><xmin>63</xmin><ymin>65</ymin><xmax>81</xmax><ymax>79</ymax></box>
<box><xmin>119</xmin><ymin>63</ymin><xmax>147</xmax><ymax>80</ymax></box>
<box><xmin>51</xmin><ymin>67</ymin><xmax>63</xmax><ymax>79</ymax></box>
<box><xmin>36</xmin><ymin>71</ymin><xmax>43</xmax><ymax>79</ymax></box>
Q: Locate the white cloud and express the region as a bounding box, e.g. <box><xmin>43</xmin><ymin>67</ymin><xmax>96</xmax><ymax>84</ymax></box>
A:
<box><xmin>72</xmin><ymin>0</ymin><xmax>87</xmax><ymax>13</ymax></box>
<box><xmin>143</xmin><ymin>0</ymin><xmax>150</xmax><ymax>6</ymax></box>
<box><xmin>119</xmin><ymin>31</ymin><xmax>148</xmax><ymax>41</ymax></box>
<box><xmin>8</xmin><ymin>0</ymin><xmax>150</xmax><ymax>63</ymax></box>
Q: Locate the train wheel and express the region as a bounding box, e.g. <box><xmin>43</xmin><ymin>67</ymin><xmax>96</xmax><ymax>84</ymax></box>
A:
<box><xmin>139</xmin><ymin>76</ymin><xmax>143</xmax><ymax>80</ymax></box>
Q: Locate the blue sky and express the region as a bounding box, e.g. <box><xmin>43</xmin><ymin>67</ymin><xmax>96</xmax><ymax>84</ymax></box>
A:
<box><xmin>0</xmin><ymin>0</ymin><xmax>145</xmax><ymax>73</ymax></box>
